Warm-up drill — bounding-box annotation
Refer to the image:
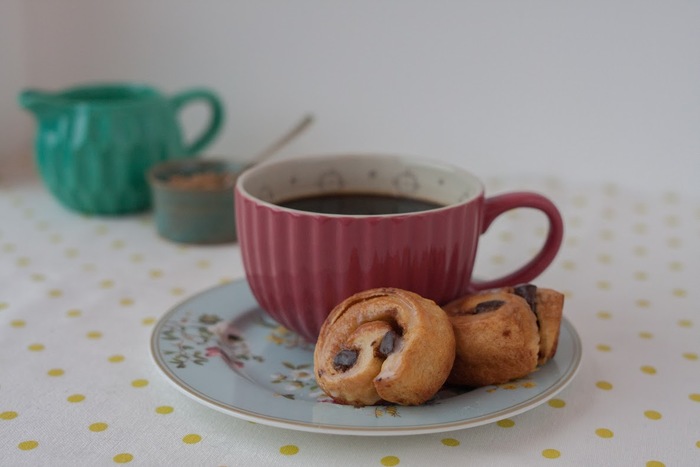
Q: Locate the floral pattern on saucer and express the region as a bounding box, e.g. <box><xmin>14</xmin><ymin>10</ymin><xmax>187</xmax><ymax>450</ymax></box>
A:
<box><xmin>151</xmin><ymin>279</ymin><xmax>582</xmax><ymax>435</ymax></box>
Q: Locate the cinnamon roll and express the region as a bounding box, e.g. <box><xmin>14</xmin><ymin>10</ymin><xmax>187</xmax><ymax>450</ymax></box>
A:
<box><xmin>444</xmin><ymin>284</ymin><xmax>565</xmax><ymax>387</ymax></box>
<box><xmin>313</xmin><ymin>287</ymin><xmax>456</xmax><ymax>406</ymax></box>
<box><xmin>444</xmin><ymin>291</ymin><xmax>540</xmax><ymax>388</ymax></box>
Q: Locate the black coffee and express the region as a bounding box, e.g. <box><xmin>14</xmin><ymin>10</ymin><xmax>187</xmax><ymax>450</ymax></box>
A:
<box><xmin>277</xmin><ymin>193</ymin><xmax>443</xmax><ymax>215</ymax></box>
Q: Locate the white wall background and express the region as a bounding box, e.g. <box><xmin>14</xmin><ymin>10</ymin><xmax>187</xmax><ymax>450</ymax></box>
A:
<box><xmin>2</xmin><ymin>0</ymin><xmax>699</xmax><ymax>192</ymax></box>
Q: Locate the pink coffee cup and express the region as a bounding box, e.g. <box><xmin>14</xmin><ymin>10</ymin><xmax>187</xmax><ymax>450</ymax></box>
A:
<box><xmin>235</xmin><ymin>153</ymin><xmax>563</xmax><ymax>343</ymax></box>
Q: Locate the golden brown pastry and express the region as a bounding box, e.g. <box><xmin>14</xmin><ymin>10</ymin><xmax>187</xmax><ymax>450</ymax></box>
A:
<box><xmin>507</xmin><ymin>284</ymin><xmax>564</xmax><ymax>365</ymax></box>
<box><xmin>444</xmin><ymin>291</ymin><xmax>540</xmax><ymax>388</ymax></box>
<box><xmin>313</xmin><ymin>287</ymin><xmax>456</xmax><ymax>406</ymax></box>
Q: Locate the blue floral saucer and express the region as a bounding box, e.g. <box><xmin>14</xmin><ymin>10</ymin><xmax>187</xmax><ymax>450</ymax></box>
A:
<box><xmin>150</xmin><ymin>279</ymin><xmax>582</xmax><ymax>436</ymax></box>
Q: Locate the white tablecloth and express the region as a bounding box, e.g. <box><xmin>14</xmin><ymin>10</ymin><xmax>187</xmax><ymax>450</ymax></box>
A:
<box><xmin>1</xmin><ymin>165</ymin><xmax>698</xmax><ymax>466</ymax></box>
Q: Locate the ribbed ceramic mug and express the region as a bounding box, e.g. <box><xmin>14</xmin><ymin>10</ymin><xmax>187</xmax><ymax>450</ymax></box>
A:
<box><xmin>235</xmin><ymin>154</ymin><xmax>564</xmax><ymax>342</ymax></box>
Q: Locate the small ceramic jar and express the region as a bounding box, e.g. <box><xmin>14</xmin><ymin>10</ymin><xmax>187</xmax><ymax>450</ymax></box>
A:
<box><xmin>148</xmin><ymin>159</ymin><xmax>244</xmax><ymax>244</ymax></box>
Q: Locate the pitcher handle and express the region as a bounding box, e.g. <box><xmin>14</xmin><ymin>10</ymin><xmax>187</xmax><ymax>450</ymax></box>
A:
<box><xmin>170</xmin><ymin>89</ymin><xmax>225</xmax><ymax>155</ymax></box>
<box><xmin>469</xmin><ymin>192</ymin><xmax>564</xmax><ymax>291</ymax></box>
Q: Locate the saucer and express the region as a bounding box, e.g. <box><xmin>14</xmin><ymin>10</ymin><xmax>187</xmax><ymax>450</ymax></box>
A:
<box><xmin>150</xmin><ymin>279</ymin><xmax>582</xmax><ymax>436</ymax></box>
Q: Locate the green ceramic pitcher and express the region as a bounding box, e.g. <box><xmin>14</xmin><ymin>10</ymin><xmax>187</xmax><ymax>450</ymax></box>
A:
<box><xmin>19</xmin><ymin>82</ymin><xmax>224</xmax><ymax>215</ymax></box>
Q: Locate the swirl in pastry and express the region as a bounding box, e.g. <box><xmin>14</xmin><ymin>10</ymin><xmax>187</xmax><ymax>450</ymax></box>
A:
<box><xmin>444</xmin><ymin>291</ymin><xmax>540</xmax><ymax>388</ymax></box>
<box><xmin>313</xmin><ymin>287</ymin><xmax>456</xmax><ymax>406</ymax></box>
<box><xmin>444</xmin><ymin>284</ymin><xmax>565</xmax><ymax>387</ymax></box>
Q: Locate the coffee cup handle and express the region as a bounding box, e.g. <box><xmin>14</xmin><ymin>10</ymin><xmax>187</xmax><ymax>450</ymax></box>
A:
<box><xmin>469</xmin><ymin>192</ymin><xmax>564</xmax><ymax>291</ymax></box>
<box><xmin>170</xmin><ymin>89</ymin><xmax>225</xmax><ymax>155</ymax></box>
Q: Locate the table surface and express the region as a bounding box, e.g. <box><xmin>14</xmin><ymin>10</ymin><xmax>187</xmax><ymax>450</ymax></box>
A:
<box><xmin>1</xmin><ymin>166</ymin><xmax>698</xmax><ymax>467</ymax></box>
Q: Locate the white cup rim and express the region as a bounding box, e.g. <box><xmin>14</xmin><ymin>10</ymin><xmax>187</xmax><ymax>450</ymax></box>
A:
<box><xmin>235</xmin><ymin>153</ymin><xmax>485</xmax><ymax>218</ymax></box>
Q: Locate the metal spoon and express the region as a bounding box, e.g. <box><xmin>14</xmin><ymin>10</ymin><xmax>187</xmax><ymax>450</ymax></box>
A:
<box><xmin>246</xmin><ymin>114</ymin><xmax>315</xmax><ymax>168</ymax></box>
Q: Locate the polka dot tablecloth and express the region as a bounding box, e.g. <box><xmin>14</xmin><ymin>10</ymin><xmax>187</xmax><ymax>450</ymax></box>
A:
<box><xmin>1</xmin><ymin>167</ymin><xmax>698</xmax><ymax>466</ymax></box>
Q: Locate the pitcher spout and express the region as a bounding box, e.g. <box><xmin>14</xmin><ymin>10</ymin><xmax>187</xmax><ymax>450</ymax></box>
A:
<box><xmin>18</xmin><ymin>89</ymin><xmax>57</xmax><ymax>116</ymax></box>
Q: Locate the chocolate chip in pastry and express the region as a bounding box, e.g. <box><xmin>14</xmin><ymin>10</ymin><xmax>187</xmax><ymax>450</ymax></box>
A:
<box><xmin>313</xmin><ymin>287</ymin><xmax>456</xmax><ymax>407</ymax></box>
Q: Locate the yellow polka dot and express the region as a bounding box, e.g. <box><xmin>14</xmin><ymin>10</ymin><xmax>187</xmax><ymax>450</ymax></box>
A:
<box><xmin>130</xmin><ymin>253</ymin><xmax>144</xmax><ymax>263</ymax></box>
<box><xmin>633</xmin><ymin>223</ymin><xmax>648</xmax><ymax>234</ymax></box>
<box><xmin>498</xmin><ymin>232</ymin><xmax>513</xmax><ymax>242</ymax></box>
<box><xmin>1</xmin><ymin>411</ymin><xmax>18</xmax><ymax>420</ymax></box>
<box><xmin>641</xmin><ymin>365</ymin><xmax>657</xmax><ymax>375</ymax></box>
<box><xmin>119</xmin><ymin>298</ymin><xmax>134</xmax><ymax>306</ymax></box>
<box><xmin>441</xmin><ymin>438</ymin><xmax>460</xmax><ymax>447</ymax></box>
<box><xmin>596</xmin><ymin>311</ymin><xmax>612</xmax><ymax>320</ymax></box>
<box><xmin>491</xmin><ymin>254</ymin><xmax>505</xmax><ymax>265</ymax></box>
<box><xmin>0</xmin><ymin>302</ymin><xmax>8</xmax><ymax>310</ymax></box>
<box><xmin>10</xmin><ymin>319</ymin><xmax>26</xmax><ymax>328</ymax></box>
<box><xmin>667</xmin><ymin>237</ymin><xmax>682</xmax><ymax>248</ymax></box>
<box><xmin>683</xmin><ymin>352</ymin><xmax>698</xmax><ymax>361</ymax></box>
<box><xmin>689</xmin><ymin>393</ymin><xmax>700</xmax><ymax>402</ymax></box>
<box><xmin>86</xmin><ymin>331</ymin><xmax>103</xmax><ymax>339</ymax></box>
<box><xmin>149</xmin><ymin>269</ymin><xmax>163</xmax><ymax>278</ymax></box>
<box><xmin>16</xmin><ymin>257</ymin><xmax>30</xmax><ymax>267</ymax></box>
<box><xmin>603</xmin><ymin>183</ymin><xmax>618</xmax><ymax>196</ymax></box>
<box><xmin>279</xmin><ymin>444</ymin><xmax>299</xmax><ymax>456</ymax></box>
<box><xmin>111</xmin><ymin>240</ymin><xmax>125</xmax><ymax>249</ymax></box>
<box><xmin>599</xmin><ymin>229</ymin><xmax>614</xmax><ymax>241</ymax></box>
<box><xmin>155</xmin><ymin>406</ymin><xmax>174</xmax><ymax>414</ymax></box>
<box><xmin>646</xmin><ymin>461</ymin><xmax>665</xmax><ymax>467</ymax></box>
<box><xmin>67</xmin><ymin>394</ymin><xmax>85</xmax><ymax>403</ymax></box>
<box><xmin>596</xmin><ymin>344</ymin><xmax>611</xmax><ymax>352</ymax></box>
<box><xmin>182</xmin><ymin>434</ymin><xmax>201</xmax><ymax>444</ymax></box>
<box><xmin>66</xmin><ymin>309</ymin><xmax>82</xmax><ymax>318</ymax></box>
<box><xmin>644</xmin><ymin>410</ymin><xmax>662</xmax><ymax>420</ymax></box>
<box><xmin>597</xmin><ymin>254</ymin><xmax>612</xmax><ymax>265</ymax></box>
<box><xmin>113</xmin><ymin>453</ymin><xmax>133</xmax><ymax>463</ymax></box>
<box><xmin>108</xmin><ymin>354</ymin><xmax>125</xmax><ymax>363</ymax></box>
<box><xmin>633</xmin><ymin>245</ymin><xmax>648</xmax><ymax>257</ymax></box>
<box><xmin>561</xmin><ymin>260</ymin><xmax>576</xmax><ymax>270</ymax></box>
<box><xmin>89</xmin><ymin>422</ymin><xmax>108</xmax><ymax>432</ymax></box>
<box><xmin>696</xmin><ymin>440</ymin><xmax>700</xmax><ymax>448</ymax></box>
<box><xmin>602</xmin><ymin>207</ymin><xmax>616</xmax><ymax>220</ymax></box>
<box><xmin>596</xmin><ymin>280</ymin><xmax>611</xmax><ymax>290</ymax></box>
<box><xmin>678</xmin><ymin>319</ymin><xmax>693</xmax><ymax>328</ymax></box>
<box><xmin>48</xmin><ymin>289</ymin><xmax>62</xmax><ymax>298</ymax></box>
<box><xmin>639</xmin><ymin>332</ymin><xmax>653</xmax><ymax>339</ymax></box>
<box><xmin>47</xmin><ymin>368</ymin><xmax>64</xmax><ymax>377</ymax></box>
<box><xmin>636</xmin><ymin>299</ymin><xmax>651</xmax><ymax>308</ymax></box>
<box><xmin>131</xmin><ymin>379</ymin><xmax>149</xmax><ymax>388</ymax></box>
<box><xmin>634</xmin><ymin>271</ymin><xmax>648</xmax><ymax>281</ymax></box>
<box><xmin>566</xmin><ymin>237</ymin><xmax>579</xmax><ymax>248</ymax></box>
<box><xmin>572</xmin><ymin>195</ymin><xmax>587</xmax><ymax>207</ymax></box>
<box><xmin>669</xmin><ymin>261</ymin><xmax>683</xmax><ymax>272</ymax></box>
<box><xmin>99</xmin><ymin>280</ymin><xmax>114</xmax><ymax>289</ymax></box>
<box><xmin>548</xmin><ymin>399</ymin><xmax>566</xmax><ymax>408</ymax></box>
<box><xmin>64</xmin><ymin>248</ymin><xmax>78</xmax><ymax>258</ymax></box>
<box><xmin>31</xmin><ymin>273</ymin><xmax>45</xmax><ymax>282</ymax></box>
<box><xmin>141</xmin><ymin>317</ymin><xmax>156</xmax><ymax>326</ymax></box>
<box><xmin>380</xmin><ymin>456</ymin><xmax>400</xmax><ymax>466</ymax></box>
<box><xmin>634</xmin><ymin>202</ymin><xmax>648</xmax><ymax>214</ymax></box>
<box><xmin>673</xmin><ymin>288</ymin><xmax>687</xmax><ymax>298</ymax></box>
<box><xmin>497</xmin><ymin>419</ymin><xmax>515</xmax><ymax>428</ymax></box>
<box><xmin>171</xmin><ymin>287</ymin><xmax>185</xmax><ymax>296</ymax></box>
<box><xmin>542</xmin><ymin>449</ymin><xmax>560</xmax><ymax>459</ymax></box>
<box><xmin>196</xmin><ymin>260</ymin><xmax>211</xmax><ymax>268</ymax></box>
<box><xmin>596</xmin><ymin>381</ymin><xmax>613</xmax><ymax>390</ymax></box>
<box><xmin>17</xmin><ymin>440</ymin><xmax>38</xmax><ymax>451</ymax></box>
<box><xmin>595</xmin><ymin>428</ymin><xmax>613</xmax><ymax>438</ymax></box>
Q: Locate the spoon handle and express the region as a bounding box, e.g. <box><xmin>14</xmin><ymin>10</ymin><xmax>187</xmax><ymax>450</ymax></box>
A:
<box><xmin>249</xmin><ymin>114</ymin><xmax>315</xmax><ymax>166</ymax></box>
